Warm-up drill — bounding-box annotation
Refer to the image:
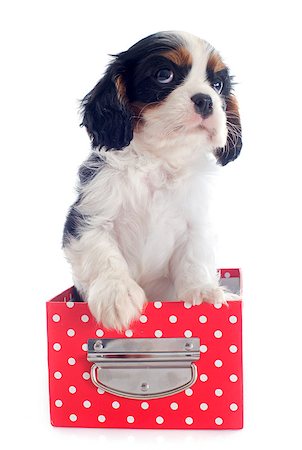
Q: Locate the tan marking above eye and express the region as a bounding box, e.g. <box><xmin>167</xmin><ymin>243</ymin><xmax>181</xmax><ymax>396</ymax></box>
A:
<box><xmin>161</xmin><ymin>47</ymin><xmax>192</xmax><ymax>66</ymax></box>
<box><xmin>207</xmin><ymin>51</ymin><xmax>226</xmax><ymax>73</ymax></box>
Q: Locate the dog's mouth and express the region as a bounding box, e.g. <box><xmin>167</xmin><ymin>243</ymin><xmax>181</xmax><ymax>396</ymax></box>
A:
<box><xmin>200</xmin><ymin>124</ymin><xmax>217</xmax><ymax>140</ymax></box>
<box><xmin>187</xmin><ymin>113</ymin><xmax>217</xmax><ymax>139</ymax></box>
<box><xmin>199</xmin><ymin>122</ymin><xmax>227</xmax><ymax>148</ymax></box>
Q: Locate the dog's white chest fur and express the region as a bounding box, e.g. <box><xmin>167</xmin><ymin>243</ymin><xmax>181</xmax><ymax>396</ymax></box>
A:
<box><xmin>115</xmin><ymin>169</ymin><xmax>186</xmax><ymax>296</ymax></box>
<box><xmin>95</xmin><ymin>148</ymin><xmax>215</xmax><ymax>300</ymax></box>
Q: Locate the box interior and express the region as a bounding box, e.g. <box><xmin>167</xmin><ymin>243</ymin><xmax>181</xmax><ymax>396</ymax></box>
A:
<box><xmin>48</xmin><ymin>270</ymin><xmax>241</xmax><ymax>303</ymax></box>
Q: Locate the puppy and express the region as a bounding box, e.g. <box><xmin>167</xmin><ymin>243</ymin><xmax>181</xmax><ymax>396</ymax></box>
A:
<box><xmin>63</xmin><ymin>31</ymin><xmax>242</xmax><ymax>331</ymax></box>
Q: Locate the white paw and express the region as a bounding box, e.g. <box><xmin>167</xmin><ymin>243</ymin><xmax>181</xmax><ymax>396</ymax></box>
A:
<box><xmin>87</xmin><ymin>277</ymin><xmax>146</xmax><ymax>331</ymax></box>
<box><xmin>181</xmin><ymin>285</ymin><xmax>230</xmax><ymax>306</ymax></box>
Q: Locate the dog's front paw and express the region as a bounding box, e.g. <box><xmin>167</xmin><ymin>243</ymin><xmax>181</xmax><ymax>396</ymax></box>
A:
<box><xmin>181</xmin><ymin>285</ymin><xmax>229</xmax><ymax>306</ymax></box>
<box><xmin>87</xmin><ymin>277</ymin><xmax>146</xmax><ymax>331</ymax></box>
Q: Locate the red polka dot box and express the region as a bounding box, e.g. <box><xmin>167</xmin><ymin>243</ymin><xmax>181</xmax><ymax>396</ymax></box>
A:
<box><xmin>46</xmin><ymin>268</ymin><xmax>243</xmax><ymax>429</ymax></box>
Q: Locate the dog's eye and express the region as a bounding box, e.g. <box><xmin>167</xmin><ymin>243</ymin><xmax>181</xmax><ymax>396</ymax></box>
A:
<box><xmin>156</xmin><ymin>69</ymin><xmax>174</xmax><ymax>84</ymax></box>
<box><xmin>212</xmin><ymin>80</ymin><xmax>224</xmax><ymax>94</ymax></box>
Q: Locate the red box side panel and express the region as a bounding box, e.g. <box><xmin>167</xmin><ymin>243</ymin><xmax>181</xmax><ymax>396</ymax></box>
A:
<box><xmin>47</xmin><ymin>272</ymin><xmax>243</xmax><ymax>429</ymax></box>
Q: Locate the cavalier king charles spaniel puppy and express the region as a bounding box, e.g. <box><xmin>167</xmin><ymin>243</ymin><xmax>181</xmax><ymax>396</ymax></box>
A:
<box><xmin>63</xmin><ymin>31</ymin><xmax>242</xmax><ymax>331</ymax></box>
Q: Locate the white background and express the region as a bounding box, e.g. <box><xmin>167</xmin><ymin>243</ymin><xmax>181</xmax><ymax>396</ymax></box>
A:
<box><xmin>1</xmin><ymin>0</ymin><xmax>302</xmax><ymax>448</ymax></box>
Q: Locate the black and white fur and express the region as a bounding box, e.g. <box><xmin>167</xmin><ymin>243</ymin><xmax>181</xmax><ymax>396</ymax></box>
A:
<box><xmin>63</xmin><ymin>31</ymin><xmax>242</xmax><ymax>330</ymax></box>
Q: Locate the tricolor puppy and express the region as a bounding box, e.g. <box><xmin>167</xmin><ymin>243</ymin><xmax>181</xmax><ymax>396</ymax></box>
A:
<box><xmin>63</xmin><ymin>31</ymin><xmax>242</xmax><ymax>331</ymax></box>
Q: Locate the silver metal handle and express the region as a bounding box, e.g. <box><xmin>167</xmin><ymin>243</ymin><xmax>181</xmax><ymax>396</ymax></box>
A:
<box><xmin>87</xmin><ymin>338</ymin><xmax>200</xmax><ymax>400</ymax></box>
<box><xmin>90</xmin><ymin>362</ymin><xmax>198</xmax><ymax>399</ymax></box>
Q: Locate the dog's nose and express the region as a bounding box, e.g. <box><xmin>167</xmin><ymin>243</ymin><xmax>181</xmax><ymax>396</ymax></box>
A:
<box><xmin>191</xmin><ymin>94</ymin><xmax>213</xmax><ymax>118</ymax></box>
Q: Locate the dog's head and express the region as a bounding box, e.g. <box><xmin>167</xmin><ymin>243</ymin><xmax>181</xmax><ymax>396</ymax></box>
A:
<box><xmin>81</xmin><ymin>31</ymin><xmax>242</xmax><ymax>166</ymax></box>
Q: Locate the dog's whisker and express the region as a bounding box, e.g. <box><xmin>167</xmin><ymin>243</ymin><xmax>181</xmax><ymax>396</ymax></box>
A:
<box><xmin>227</xmin><ymin>124</ymin><xmax>241</xmax><ymax>135</ymax></box>
<box><xmin>226</xmin><ymin>111</ymin><xmax>240</xmax><ymax>118</ymax></box>
<box><xmin>226</xmin><ymin>118</ymin><xmax>241</xmax><ymax>126</ymax></box>
<box><xmin>228</xmin><ymin>123</ymin><xmax>241</xmax><ymax>135</ymax></box>
<box><xmin>131</xmin><ymin>102</ymin><xmax>160</xmax><ymax>127</ymax></box>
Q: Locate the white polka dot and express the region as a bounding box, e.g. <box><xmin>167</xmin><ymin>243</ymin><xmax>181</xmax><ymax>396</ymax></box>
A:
<box><xmin>141</xmin><ymin>402</ymin><xmax>149</xmax><ymax>410</ymax></box>
<box><xmin>229</xmin><ymin>315</ymin><xmax>238</xmax><ymax>324</ymax></box>
<box><xmin>81</xmin><ymin>314</ymin><xmax>89</xmax><ymax>323</ymax></box>
<box><xmin>112</xmin><ymin>401</ymin><xmax>120</xmax><ymax>409</ymax></box>
<box><xmin>230</xmin><ymin>374</ymin><xmax>238</xmax><ymax>382</ymax></box>
<box><xmin>185</xmin><ymin>417</ymin><xmax>193</xmax><ymax>425</ymax></box>
<box><xmin>53</xmin><ymin>343</ymin><xmax>61</xmax><ymax>351</ymax></box>
<box><xmin>83</xmin><ymin>400</ymin><xmax>91</xmax><ymax>408</ymax></box>
<box><xmin>154</xmin><ymin>301</ymin><xmax>162</xmax><ymax>309</ymax></box>
<box><xmin>66</xmin><ymin>301</ymin><xmax>74</xmax><ymax>308</ymax></box>
<box><xmin>69</xmin><ymin>414</ymin><xmax>77</xmax><ymax>422</ymax></box>
<box><xmin>215</xmin><ymin>388</ymin><xmax>223</xmax><ymax>397</ymax></box>
<box><xmin>96</xmin><ymin>329</ymin><xmax>104</xmax><ymax>337</ymax></box>
<box><xmin>54</xmin><ymin>371</ymin><xmax>62</xmax><ymax>379</ymax></box>
<box><xmin>55</xmin><ymin>399</ymin><xmax>63</xmax><ymax>407</ymax></box>
<box><xmin>68</xmin><ymin>357</ymin><xmax>76</xmax><ymax>365</ymax></box>
<box><xmin>200</xmin><ymin>403</ymin><xmax>208</xmax><ymax>411</ymax></box>
<box><xmin>82</xmin><ymin>343</ymin><xmax>88</xmax><ymax>351</ymax></box>
<box><xmin>154</xmin><ymin>330</ymin><xmax>163</xmax><ymax>338</ymax></box>
<box><xmin>214</xmin><ymin>330</ymin><xmax>223</xmax><ymax>338</ymax></box>
<box><xmin>229</xmin><ymin>345</ymin><xmax>238</xmax><ymax>353</ymax></box>
<box><xmin>230</xmin><ymin>403</ymin><xmax>238</xmax><ymax>411</ymax></box>
<box><xmin>139</xmin><ymin>315</ymin><xmax>148</xmax><ymax>323</ymax></box>
<box><xmin>69</xmin><ymin>386</ymin><xmax>76</xmax><ymax>394</ymax></box>
<box><xmin>52</xmin><ymin>314</ymin><xmax>60</xmax><ymax>322</ymax></box>
<box><xmin>214</xmin><ymin>303</ymin><xmax>222</xmax><ymax>309</ymax></box>
<box><xmin>169</xmin><ymin>315</ymin><xmax>177</xmax><ymax>323</ymax></box>
<box><xmin>127</xmin><ymin>416</ymin><xmax>135</xmax><ymax>423</ymax></box>
<box><xmin>184</xmin><ymin>330</ymin><xmax>192</xmax><ymax>338</ymax></box>
<box><xmin>82</xmin><ymin>372</ymin><xmax>90</xmax><ymax>380</ymax></box>
<box><xmin>97</xmin><ymin>388</ymin><xmax>105</xmax><ymax>394</ymax></box>
<box><xmin>200</xmin><ymin>345</ymin><xmax>208</xmax><ymax>353</ymax></box>
<box><xmin>224</xmin><ymin>272</ymin><xmax>231</xmax><ymax>278</ymax></box>
<box><xmin>98</xmin><ymin>415</ymin><xmax>106</xmax><ymax>423</ymax></box>
<box><xmin>67</xmin><ymin>328</ymin><xmax>75</xmax><ymax>337</ymax></box>
<box><xmin>215</xmin><ymin>417</ymin><xmax>223</xmax><ymax>425</ymax></box>
<box><xmin>214</xmin><ymin>359</ymin><xmax>223</xmax><ymax>368</ymax></box>
<box><xmin>125</xmin><ymin>329</ymin><xmax>133</xmax><ymax>337</ymax></box>
<box><xmin>185</xmin><ymin>388</ymin><xmax>193</xmax><ymax>396</ymax></box>
<box><xmin>170</xmin><ymin>402</ymin><xmax>178</xmax><ymax>410</ymax></box>
<box><xmin>184</xmin><ymin>302</ymin><xmax>192</xmax><ymax>309</ymax></box>
<box><xmin>200</xmin><ymin>374</ymin><xmax>208</xmax><ymax>382</ymax></box>
<box><xmin>156</xmin><ymin>416</ymin><xmax>164</xmax><ymax>424</ymax></box>
<box><xmin>199</xmin><ymin>315</ymin><xmax>207</xmax><ymax>323</ymax></box>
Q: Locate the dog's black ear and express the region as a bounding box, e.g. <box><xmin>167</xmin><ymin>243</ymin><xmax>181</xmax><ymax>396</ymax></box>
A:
<box><xmin>215</xmin><ymin>94</ymin><xmax>242</xmax><ymax>166</ymax></box>
<box><xmin>81</xmin><ymin>64</ymin><xmax>133</xmax><ymax>150</ymax></box>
